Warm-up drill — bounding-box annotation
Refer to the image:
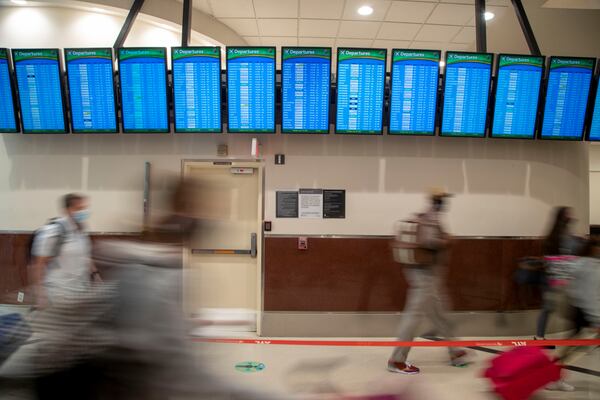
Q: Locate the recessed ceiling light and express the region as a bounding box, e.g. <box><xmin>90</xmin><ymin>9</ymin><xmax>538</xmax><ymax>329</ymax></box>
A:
<box><xmin>11</xmin><ymin>0</ymin><xmax>28</xmax><ymax>5</ymax></box>
<box><xmin>484</xmin><ymin>11</ymin><xmax>495</xmax><ymax>21</ymax></box>
<box><xmin>357</xmin><ymin>5</ymin><xmax>374</xmax><ymax>16</ymax></box>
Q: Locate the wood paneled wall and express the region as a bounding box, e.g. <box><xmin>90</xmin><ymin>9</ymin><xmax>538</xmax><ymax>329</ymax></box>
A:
<box><xmin>1</xmin><ymin>233</ymin><xmax>543</xmax><ymax>311</ymax></box>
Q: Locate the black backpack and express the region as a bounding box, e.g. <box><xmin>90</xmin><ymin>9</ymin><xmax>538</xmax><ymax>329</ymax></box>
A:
<box><xmin>26</xmin><ymin>218</ymin><xmax>68</xmax><ymax>265</ymax></box>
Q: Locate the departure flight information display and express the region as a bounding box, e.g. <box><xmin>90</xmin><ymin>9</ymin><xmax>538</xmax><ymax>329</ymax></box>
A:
<box><xmin>336</xmin><ymin>48</ymin><xmax>386</xmax><ymax>134</ymax></box>
<box><xmin>281</xmin><ymin>47</ymin><xmax>331</xmax><ymax>133</ymax></box>
<box><xmin>588</xmin><ymin>82</ymin><xmax>600</xmax><ymax>141</ymax></box>
<box><xmin>0</xmin><ymin>49</ymin><xmax>18</xmax><ymax>132</ymax></box>
<box><xmin>118</xmin><ymin>48</ymin><xmax>169</xmax><ymax>133</ymax></box>
<box><xmin>12</xmin><ymin>49</ymin><xmax>66</xmax><ymax>133</ymax></box>
<box><xmin>540</xmin><ymin>57</ymin><xmax>595</xmax><ymax>140</ymax></box>
<box><xmin>172</xmin><ymin>47</ymin><xmax>222</xmax><ymax>133</ymax></box>
<box><xmin>441</xmin><ymin>52</ymin><xmax>492</xmax><ymax>137</ymax></box>
<box><xmin>226</xmin><ymin>47</ymin><xmax>275</xmax><ymax>133</ymax></box>
<box><xmin>491</xmin><ymin>54</ymin><xmax>544</xmax><ymax>139</ymax></box>
<box><xmin>65</xmin><ymin>48</ymin><xmax>117</xmax><ymax>133</ymax></box>
<box><xmin>389</xmin><ymin>49</ymin><xmax>440</xmax><ymax>135</ymax></box>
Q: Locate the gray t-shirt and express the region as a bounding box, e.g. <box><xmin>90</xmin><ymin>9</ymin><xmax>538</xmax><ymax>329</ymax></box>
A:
<box><xmin>32</xmin><ymin>217</ymin><xmax>92</xmax><ymax>290</ymax></box>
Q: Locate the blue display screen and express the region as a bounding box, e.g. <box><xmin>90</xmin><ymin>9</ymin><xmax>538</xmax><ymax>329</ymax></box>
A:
<box><xmin>336</xmin><ymin>48</ymin><xmax>386</xmax><ymax>134</ymax></box>
<box><xmin>172</xmin><ymin>47</ymin><xmax>222</xmax><ymax>133</ymax></box>
<box><xmin>441</xmin><ymin>52</ymin><xmax>492</xmax><ymax>137</ymax></box>
<box><xmin>13</xmin><ymin>49</ymin><xmax>66</xmax><ymax>133</ymax></box>
<box><xmin>491</xmin><ymin>55</ymin><xmax>544</xmax><ymax>139</ymax></box>
<box><xmin>389</xmin><ymin>50</ymin><xmax>439</xmax><ymax>135</ymax></box>
<box><xmin>541</xmin><ymin>57</ymin><xmax>594</xmax><ymax>140</ymax></box>
<box><xmin>65</xmin><ymin>49</ymin><xmax>117</xmax><ymax>133</ymax></box>
<box><xmin>281</xmin><ymin>47</ymin><xmax>330</xmax><ymax>133</ymax></box>
<box><xmin>118</xmin><ymin>48</ymin><xmax>169</xmax><ymax>133</ymax></box>
<box><xmin>589</xmin><ymin>83</ymin><xmax>600</xmax><ymax>141</ymax></box>
<box><xmin>226</xmin><ymin>47</ymin><xmax>275</xmax><ymax>133</ymax></box>
<box><xmin>0</xmin><ymin>49</ymin><xmax>18</xmax><ymax>132</ymax></box>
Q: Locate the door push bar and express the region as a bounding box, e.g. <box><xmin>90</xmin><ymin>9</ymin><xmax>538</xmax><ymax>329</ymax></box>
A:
<box><xmin>191</xmin><ymin>233</ymin><xmax>257</xmax><ymax>258</ymax></box>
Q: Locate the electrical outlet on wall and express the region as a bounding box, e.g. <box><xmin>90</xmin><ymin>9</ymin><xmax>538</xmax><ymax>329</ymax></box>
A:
<box><xmin>17</xmin><ymin>291</ymin><xmax>24</xmax><ymax>303</ymax></box>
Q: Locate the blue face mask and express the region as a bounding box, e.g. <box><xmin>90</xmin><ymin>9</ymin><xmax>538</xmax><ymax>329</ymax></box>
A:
<box><xmin>72</xmin><ymin>209</ymin><xmax>90</xmax><ymax>223</ymax></box>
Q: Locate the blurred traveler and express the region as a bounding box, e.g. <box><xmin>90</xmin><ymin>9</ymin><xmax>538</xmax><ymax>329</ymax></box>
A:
<box><xmin>387</xmin><ymin>188</ymin><xmax>468</xmax><ymax>375</ymax></box>
<box><xmin>29</xmin><ymin>193</ymin><xmax>101</xmax><ymax>308</ymax></box>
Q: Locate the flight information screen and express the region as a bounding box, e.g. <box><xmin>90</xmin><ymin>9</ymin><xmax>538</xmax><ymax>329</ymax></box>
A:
<box><xmin>0</xmin><ymin>48</ymin><xmax>18</xmax><ymax>133</ymax></box>
<box><xmin>118</xmin><ymin>48</ymin><xmax>169</xmax><ymax>133</ymax></box>
<box><xmin>172</xmin><ymin>47</ymin><xmax>222</xmax><ymax>133</ymax></box>
<box><xmin>491</xmin><ymin>55</ymin><xmax>544</xmax><ymax>139</ymax></box>
<box><xmin>226</xmin><ymin>47</ymin><xmax>275</xmax><ymax>133</ymax></box>
<box><xmin>389</xmin><ymin>49</ymin><xmax>440</xmax><ymax>135</ymax></box>
<box><xmin>12</xmin><ymin>49</ymin><xmax>66</xmax><ymax>133</ymax></box>
<box><xmin>540</xmin><ymin>57</ymin><xmax>594</xmax><ymax>140</ymax></box>
<box><xmin>441</xmin><ymin>52</ymin><xmax>492</xmax><ymax>137</ymax></box>
<box><xmin>281</xmin><ymin>47</ymin><xmax>331</xmax><ymax>133</ymax></box>
<box><xmin>65</xmin><ymin>48</ymin><xmax>117</xmax><ymax>133</ymax></box>
<box><xmin>336</xmin><ymin>48</ymin><xmax>386</xmax><ymax>134</ymax></box>
<box><xmin>589</xmin><ymin>82</ymin><xmax>600</xmax><ymax>141</ymax></box>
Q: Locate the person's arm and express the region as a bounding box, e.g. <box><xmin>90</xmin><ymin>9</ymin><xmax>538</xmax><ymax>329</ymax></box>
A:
<box><xmin>90</xmin><ymin>261</ymin><xmax>102</xmax><ymax>282</ymax></box>
<box><xmin>29</xmin><ymin>224</ymin><xmax>59</xmax><ymax>307</ymax></box>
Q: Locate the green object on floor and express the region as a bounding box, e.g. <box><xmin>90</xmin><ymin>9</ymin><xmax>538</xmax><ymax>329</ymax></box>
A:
<box><xmin>235</xmin><ymin>361</ymin><xmax>266</xmax><ymax>373</ymax></box>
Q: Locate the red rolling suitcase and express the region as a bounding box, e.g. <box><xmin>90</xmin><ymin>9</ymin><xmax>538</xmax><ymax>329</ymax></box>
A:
<box><xmin>483</xmin><ymin>347</ymin><xmax>562</xmax><ymax>400</ymax></box>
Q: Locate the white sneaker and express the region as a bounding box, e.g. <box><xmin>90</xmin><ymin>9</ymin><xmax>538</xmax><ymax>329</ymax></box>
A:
<box><xmin>546</xmin><ymin>380</ymin><xmax>575</xmax><ymax>392</ymax></box>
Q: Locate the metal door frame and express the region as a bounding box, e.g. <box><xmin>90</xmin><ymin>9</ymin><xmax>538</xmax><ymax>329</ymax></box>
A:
<box><xmin>181</xmin><ymin>158</ymin><xmax>265</xmax><ymax>334</ymax></box>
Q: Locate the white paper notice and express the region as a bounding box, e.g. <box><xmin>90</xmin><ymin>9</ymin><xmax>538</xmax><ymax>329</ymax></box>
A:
<box><xmin>299</xmin><ymin>189</ymin><xmax>323</xmax><ymax>219</ymax></box>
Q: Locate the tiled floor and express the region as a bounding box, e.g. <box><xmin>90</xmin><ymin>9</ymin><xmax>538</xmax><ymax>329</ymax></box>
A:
<box><xmin>193</xmin><ymin>334</ymin><xmax>600</xmax><ymax>399</ymax></box>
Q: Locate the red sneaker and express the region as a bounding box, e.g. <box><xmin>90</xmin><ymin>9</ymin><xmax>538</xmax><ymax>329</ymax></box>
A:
<box><xmin>450</xmin><ymin>350</ymin><xmax>470</xmax><ymax>367</ymax></box>
<box><xmin>387</xmin><ymin>360</ymin><xmax>420</xmax><ymax>374</ymax></box>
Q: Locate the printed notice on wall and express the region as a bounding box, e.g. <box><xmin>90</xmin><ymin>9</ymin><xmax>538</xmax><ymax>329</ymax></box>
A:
<box><xmin>323</xmin><ymin>190</ymin><xmax>345</xmax><ymax>218</ymax></box>
<box><xmin>276</xmin><ymin>191</ymin><xmax>299</xmax><ymax>218</ymax></box>
<box><xmin>299</xmin><ymin>189</ymin><xmax>323</xmax><ymax>219</ymax></box>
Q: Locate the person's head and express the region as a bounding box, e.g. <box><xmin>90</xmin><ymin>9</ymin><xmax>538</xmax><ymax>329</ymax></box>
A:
<box><xmin>543</xmin><ymin>206</ymin><xmax>574</xmax><ymax>254</ymax></box>
<box><xmin>429</xmin><ymin>188</ymin><xmax>452</xmax><ymax>212</ymax></box>
<box><xmin>63</xmin><ymin>193</ymin><xmax>89</xmax><ymax>224</ymax></box>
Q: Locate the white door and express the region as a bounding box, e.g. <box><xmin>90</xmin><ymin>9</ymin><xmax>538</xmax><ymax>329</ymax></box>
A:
<box><xmin>183</xmin><ymin>160</ymin><xmax>263</xmax><ymax>333</ymax></box>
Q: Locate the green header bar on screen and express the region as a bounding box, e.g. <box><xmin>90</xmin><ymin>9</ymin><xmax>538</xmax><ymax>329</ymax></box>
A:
<box><xmin>173</xmin><ymin>47</ymin><xmax>220</xmax><ymax>60</ymax></box>
<box><xmin>446</xmin><ymin>52</ymin><xmax>492</xmax><ymax>65</ymax></box>
<box><xmin>118</xmin><ymin>48</ymin><xmax>165</xmax><ymax>61</ymax></box>
<box><xmin>393</xmin><ymin>50</ymin><xmax>439</xmax><ymax>63</ymax></box>
<box><xmin>66</xmin><ymin>48</ymin><xmax>112</xmax><ymax>62</ymax></box>
<box><xmin>227</xmin><ymin>47</ymin><xmax>275</xmax><ymax>60</ymax></box>
<box><xmin>550</xmin><ymin>57</ymin><xmax>594</xmax><ymax>70</ymax></box>
<box><xmin>13</xmin><ymin>49</ymin><xmax>58</xmax><ymax>62</ymax></box>
<box><xmin>282</xmin><ymin>48</ymin><xmax>330</xmax><ymax>61</ymax></box>
<box><xmin>338</xmin><ymin>48</ymin><xmax>385</xmax><ymax>63</ymax></box>
<box><xmin>499</xmin><ymin>55</ymin><xmax>544</xmax><ymax>68</ymax></box>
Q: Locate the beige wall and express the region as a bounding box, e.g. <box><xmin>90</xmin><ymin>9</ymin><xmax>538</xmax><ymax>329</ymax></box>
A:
<box><xmin>0</xmin><ymin>4</ymin><xmax>593</xmax><ymax>236</ymax></box>
<box><xmin>589</xmin><ymin>145</ymin><xmax>600</xmax><ymax>225</ymax></box>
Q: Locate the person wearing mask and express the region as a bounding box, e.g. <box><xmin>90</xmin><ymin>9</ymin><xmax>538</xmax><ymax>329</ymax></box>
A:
<box><xmin>30</xmin><ymin>193</ymin><xmax>101</xmax><ymax>307</ymax></box>
<box><xmin>387</xmin><ymin>188</ymin><xmax>468</xmax><ymax>375</ymax></box>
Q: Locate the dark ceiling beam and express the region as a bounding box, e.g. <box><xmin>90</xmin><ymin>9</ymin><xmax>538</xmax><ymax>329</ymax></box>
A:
<box><xmin>113</xmin><ymin>0</ymin><xmax>145</xmax><ymax>50</ymax></box>
<box><xmin>475</xmin><ymin>0</ymin><xmax>487</xmax><ymax>53</ymax></box>
<box><xmin>182</xmin><ymin>0</ymin><xmax>192</xmax><ymax>47</ymax></box>
<box><xmin>510</xmin><ymin>0</ymin><xmax>542</xmax><ymax>56</ymax></box>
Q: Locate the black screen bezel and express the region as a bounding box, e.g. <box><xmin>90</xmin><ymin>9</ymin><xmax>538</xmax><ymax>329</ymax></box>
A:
<box><xmin>64</xmin><ymin>47</ymin><xmax>119</xmax><ymax>134</ymax></box>
<box><xmin>439</xmin><ymin>50</ymin><xmax>494</xmax><ymax>138</ymax></box>
<box><xmin>0</xmin><ymin>48</ymin><xmax>20</xmax><ymax>133</ymax></box>
<box><xmin>387</xmin><ymin>48</ymin><xmax>440</xmax><ymax>137</ymax></box>
<box><xmin>12</xmin><ymin>48</ymin><xmax>69</xmax><ymax>134</ymax></box>
<box><xmin>280</xmin><ymin>46</ymin><xmax>331</xmax><ymax>135</ymax></box>
<box><xmin>334</xmin><ymin>47</ymin><xmax>387</xmax><ymax>136</ymax></box>
<box><xmin>538</xmin><ymin>55</ymin><xmax>596</xmax><ymax>141</ymax></box>
<box><xmin>225</xmin><ymin>46</ymin><xmax>277</xmax><ymax>134</ymax></box>
<box><xmin>117</xmin><ymin>47</ymin><xmax>170</xmax><ymax>134</ymax></box>
<box><xmin>584</xmin><ymin>60</ymin><xmax>600</xmax><ymax>141</ymax></box>
<box><xmin>171</xmin><ymin>46</ymin><xmax>223</xmax><ymax>134</ymax></box>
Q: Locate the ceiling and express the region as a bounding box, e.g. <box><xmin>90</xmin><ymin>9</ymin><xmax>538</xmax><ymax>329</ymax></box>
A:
<box><xmin>182</xmin><ymin>0</ymin><xmax>516</xmax><ymax>54</ymax></box>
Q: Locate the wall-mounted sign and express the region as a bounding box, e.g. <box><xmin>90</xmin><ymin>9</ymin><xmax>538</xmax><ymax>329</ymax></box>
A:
<box><xmin>276</xmin><ymin>191</ymin><xmax>299</xmax><ymax>218</ymax></box>
<box><xmin>299</xmin><ymin>189</ymin><xmax>323</xmax><ymax>219</ymax></box>
<box><xmin>323</xmin><ymin>190</ymin><xmax>345</xmax><ymax>218</ymax></box>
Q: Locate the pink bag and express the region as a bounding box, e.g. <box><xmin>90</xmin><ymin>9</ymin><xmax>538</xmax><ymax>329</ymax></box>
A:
<box><xmin>483</xmin><ymin>347</ymin><xmax>562</xmax><ymax>400</ymax></box>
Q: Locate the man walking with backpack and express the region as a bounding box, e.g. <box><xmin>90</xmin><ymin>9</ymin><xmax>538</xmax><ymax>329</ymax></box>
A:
<box><xmin>387</xmin><ymin>188</ymin><xmax>468</xmax><ymax>374</ymax></box>
<box><xmin>30</xmin><ymin>193</ymin><xmax>100</xmax><ymax>308</ymax></box>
